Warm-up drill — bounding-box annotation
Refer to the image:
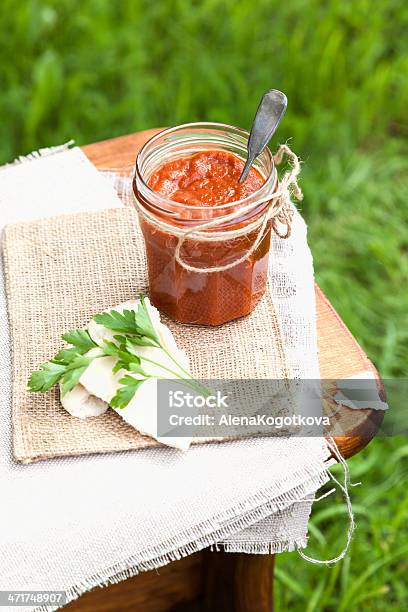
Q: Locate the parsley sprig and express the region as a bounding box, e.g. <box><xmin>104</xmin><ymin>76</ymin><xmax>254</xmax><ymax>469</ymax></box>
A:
<box><xmin>28</xmin><ymin>329</ymin><xmax>97</xmax><ymax>396</ymax></box>
<box><xmin>28</xmin><ymin>295</ymin><xmax>208</xmax><ymax>409</ymax></box>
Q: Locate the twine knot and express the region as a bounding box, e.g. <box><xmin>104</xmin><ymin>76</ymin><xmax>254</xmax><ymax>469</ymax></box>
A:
<box><xmin>134</xmin><ymin>144</ymin><xmax>303</xmax><ymax>273</ymax></box>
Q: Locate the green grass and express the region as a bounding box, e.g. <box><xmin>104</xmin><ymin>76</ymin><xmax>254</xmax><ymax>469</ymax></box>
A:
<box><xmin>275</xmin><ymin>439</ymin><xmax>408</xmax><ymax>611</ymax></box>
<box><xmin>1</xmin><ymin>1</ymin><xmax>407</xmax><ymax>609</ymax></box>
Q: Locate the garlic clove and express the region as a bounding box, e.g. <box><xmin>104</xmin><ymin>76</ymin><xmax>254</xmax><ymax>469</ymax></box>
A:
<box><xmin>118</xmin><ymin>378</ymin><xmax>191</xmax><ymax>451</ymax></box>
<box><xmin>60</xmin><ymin>383</ymin><xmax>108</xmax><ymax>419</ymax></box>
<box><xmin>79</xmin><ymin>355</ymin><xmax>123</xmax><ymax>404</ymax></box>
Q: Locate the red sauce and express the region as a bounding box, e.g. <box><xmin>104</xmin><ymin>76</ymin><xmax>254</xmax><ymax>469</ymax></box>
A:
<box><xmin>148</xmin><ymin>150</ymin><xmax>264</xmax><ymax>206</ymax></box>
<box><xmin>135</xmin><ymin>150</ymin><xmax>273</xmax><ymax>326</ymax></box>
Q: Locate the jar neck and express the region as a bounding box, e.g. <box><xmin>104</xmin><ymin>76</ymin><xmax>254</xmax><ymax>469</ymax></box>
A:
<box><xmin>133</xmin><ymin>123</ymin><xmax>278</xmax><ymax>230</ymax></box>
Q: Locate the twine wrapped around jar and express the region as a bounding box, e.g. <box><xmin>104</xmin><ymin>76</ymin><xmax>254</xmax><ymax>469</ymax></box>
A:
<box><xmin>133</xmin><ymin>144</ymin><xmax>303</xmax><ymax>273</ymax></box>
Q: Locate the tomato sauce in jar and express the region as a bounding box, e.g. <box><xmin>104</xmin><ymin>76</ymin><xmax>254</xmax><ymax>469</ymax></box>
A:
<box><xmin>133</xmin><ymin>124</ymin><xmax>277</xmax><ymax>326</ymax></box>
<box><xmin>148</xmin><ymin>151</ymin><xmax>264</xmax><ymax>206</ymax></box>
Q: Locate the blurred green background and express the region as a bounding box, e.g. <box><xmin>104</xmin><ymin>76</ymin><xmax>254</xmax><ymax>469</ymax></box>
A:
<box><xmin>1</xmin><ymin>0</ymin><xmax>407</xmax><ymax>609</ymax></box>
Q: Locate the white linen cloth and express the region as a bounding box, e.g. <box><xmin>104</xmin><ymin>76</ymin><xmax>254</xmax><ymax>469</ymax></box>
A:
<box><xmin>0</xmin><ymin>146</ymin><xmax>331</xmax><ymax>611</ymax></box>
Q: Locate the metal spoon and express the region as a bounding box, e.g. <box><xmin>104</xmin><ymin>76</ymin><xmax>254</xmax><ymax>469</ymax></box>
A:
<box><xmin>239</xmin><ymin>89</ymin><xmax>287</xmax><ymax>183</ymax></box>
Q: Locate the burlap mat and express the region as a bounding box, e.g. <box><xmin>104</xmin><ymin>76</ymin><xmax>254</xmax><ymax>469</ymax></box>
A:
<box><xmin>2</xmin><ymin>207</ymin><xmax>290</xmax><ymax>463</ymax></box>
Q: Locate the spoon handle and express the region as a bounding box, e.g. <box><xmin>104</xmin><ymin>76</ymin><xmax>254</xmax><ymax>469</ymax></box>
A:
<box><xmin>239</xmin><ymin>89</ymin><xmax>287</xmax><ymax>183</ymax></box>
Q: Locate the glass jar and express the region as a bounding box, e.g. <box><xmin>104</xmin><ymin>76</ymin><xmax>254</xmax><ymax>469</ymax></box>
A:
<box><xmin>133</xmin><ymin>122</ymin><xmax>278</xmax><ymax>326</ymax></box>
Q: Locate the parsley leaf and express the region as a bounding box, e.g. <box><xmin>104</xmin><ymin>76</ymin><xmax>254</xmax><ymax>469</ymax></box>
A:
<box><xmin>28</xmin><ymin>361</ymin><xmax>67</xmax><ymax>392</ymax></box>
<box><xmin>61</xmin><ymin>329</ymin><xmax>97</xmax><ymax>354</ymax></box>
<box><xmin>125</xmin><ymin>335</ymin><xmax>159</xmax><ymax>349</ymax></box>
<box><xmin>110</xmin><ymin>376</ymin><xmax>145</xmax><ymax>409</ymax></box>
<box><xmin>93</xmin><ymin>309</ymin><xmax>141</xmax><ymax>335</ymax></box>
<box><xmin>103</xmin><ymin>340</ymin><xmax>141</xmax><ymax>372</ymax></box>
<box><xmin>29</xmin><ymin>353</ymin><xmax>93</xmax><ymax>395</ymax></box>
<box><xmin>59</xmin><ymin>355</ymin><xmax>93</xmax><ymax>396</ymax></box>
<box><xmin>54</xmin><ymin>347</ymin><xmax>82</xmax><ymax>364</ymax></box>
<box><xmin>134</xmin><ymin>295</ymin><xmax>161</xmax><ymax>346</ymax></box>
<box><xmin>93</xmin><ymin>296</ymin><xmax>160</xmax><ymax>347</ymax></box>
<box><xmin>128</xmin><ymin>362</ymin><xmax>150</xmax><ymax>376</ymax></box>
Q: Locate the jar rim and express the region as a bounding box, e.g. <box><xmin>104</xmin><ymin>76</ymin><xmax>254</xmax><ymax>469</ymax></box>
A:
<box><xmin>135</xmin><ymin>121</ymin><xmax>277</xmax><ymax>212</ymax></box>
